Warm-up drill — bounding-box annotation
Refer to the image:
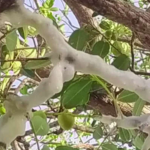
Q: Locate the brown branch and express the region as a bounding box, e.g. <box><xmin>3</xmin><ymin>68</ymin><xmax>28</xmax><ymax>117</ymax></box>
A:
<box><xmin>64</xmin><ymin>0</ymin><xmax>96</xmax><ymax>27</ymax></box>
<box><xmin>0</xmin><ymin>57</ymin><xmax>50</xmax><ymax>63</ymax></box>
<box><xmin>72</xmin><ymin>0</ymin><xmax>150</xmax><ymax>49</ymax></box>
<box><xmin>130</xmin><ymin>68</ymin><xmax>150</xmax><ymax>76</ymax></box>
<box><xmin>130</xmin><ymin>32</ymin><xmax>135</xmax><ymax>70</ymax></box>
<box><xmin>0</xmin><ymin>0</ymin><xmax>16</xmax><ymax>13</ymax></box>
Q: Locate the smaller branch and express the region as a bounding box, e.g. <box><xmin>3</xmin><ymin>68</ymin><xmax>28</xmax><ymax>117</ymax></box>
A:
<box><xmin>130</xmin><ymin>67</ymin><xmax>150</xmax><ymax>76</ymax></box>
<box><xmin>130</xmin><ymin>32</ymin><xmax>135</xmax><ymax>70</ymax></box>
<box><xmin>0</xmin><ymin>57</ymin><xmax>50</xmax><ymax>63</ymax></box>
<box><xmin>34</xmin><ymin>0</ymin><xmax>40</xmax><ymax>10</ymax></box>
<box><xmin>60</xmin><ymin>9</ymin><xmax>79</xmax><ymax>29</ymax></box>
<box><xmin>98</xmin><ymin>126</ymin><xmax>116</xmax><ymax>149</ymax></box>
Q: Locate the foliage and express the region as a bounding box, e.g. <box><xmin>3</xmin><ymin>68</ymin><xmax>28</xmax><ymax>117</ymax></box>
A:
<box><xmin>0</xmin><ymin>0</ymin><xmax>149</xmax><ymax>150</ymax></box>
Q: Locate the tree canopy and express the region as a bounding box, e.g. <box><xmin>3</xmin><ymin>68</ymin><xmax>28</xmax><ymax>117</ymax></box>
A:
<box><xmin>0</xmin><ymin>0</ymin><xmax>150</xmax><ymax>150</ymax></box>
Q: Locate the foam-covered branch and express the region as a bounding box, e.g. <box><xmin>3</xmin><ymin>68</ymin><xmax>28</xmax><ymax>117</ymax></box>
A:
<box><xmin>94</xmin><ymin>114</ymin><xmax>150</xmax><ymax>132</ymax></box>
<box><xmin>8</xmin><ymin>60</ymin><xmax>75</xmax><ymax>111</ymax></box>
<box><xmin>0</xmin><ymin>97</ymin><xmax>27</xmax><ymax>148</ymax></box>
<box><xmin>94</xmin><ymin>114</ymin><xmax>150</xmax><ymax>150</ymax></box>
<box><xmin>0</xmin><ymin>60</ymin><xmax>75</xmax><ymax>147</ymax></box>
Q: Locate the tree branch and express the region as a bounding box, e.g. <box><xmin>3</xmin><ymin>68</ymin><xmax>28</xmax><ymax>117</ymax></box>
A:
<box><xmin>72</xmin><ymin>0</ymin><xmax>150</xmax><ymax>50</ymax></box>
<box><xmin>1</xmin><ymin>1</ymin><xmax>150</xmax><ymax>149</ymax></box>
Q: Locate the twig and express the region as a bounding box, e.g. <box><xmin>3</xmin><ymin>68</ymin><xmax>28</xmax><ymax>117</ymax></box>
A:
<box><xmin>130</xmin><ymin>32</ymin><xmax>135</xmax><ymax>70</ymax></box>
<box><xmin>60</xmin><ymin>9</ymin><xmax>79</xmax><ymax>29</ymax></box>
<box><xmin>98</xmin><ymin>126</ymin><xmax>116</xmax><ymax>149</ymax></box>
<box><xmin>34</xmin><ymin>0</ymin><xmax>40</xmax><ymax>10</ymax></box>
<box><xmin>0</xmin><ymin>57</ymin><xmax>50</xmax><ymax>63</ymax></box>
<box><xmin>130</xmin><ymin>68</ymin><xmax>150</xmax><ymax>76</ymax></box>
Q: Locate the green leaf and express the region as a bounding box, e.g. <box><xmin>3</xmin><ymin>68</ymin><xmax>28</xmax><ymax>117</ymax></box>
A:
<box><xmin>31</xmin><ymin>116</ymin><xmax>49</xmax><ymax>136</ymax></box>
<box><xmin>118</xmin><ymin>90</ymin><xmax>139</xmax><ymax>103</ymax></box>
<box><xmin>92</xmin><ymin>41</ymin><xmax>110</xmax><ymax>58</ymax></box>
<box><xmin>12</xmin><ymin>61</ymin><xmax>22</xmax><ymax>74</ymax></box>
<box><xmin>50</xmin><ymin>7</ymin><xmax>59</xmax><ymax>11</ymax></box>
<box><xmin>48</xmin><ymin>0</ymin><xmax>54</xmax><ymax>8</ymax></box>
<box><xmin>105</xmin><ymin>30</ymin><xmax>112</xmax><ymax>39</ymax></box>
<box><xmin>20</xmin><ymin>48</ymin><xmax>37</xmax><ymax>58</ymax></box>
<box><xmin>69</xmin><ymin>29</ymin><xmax>89</xmax><ymax>50</ymax></box>
<box><xmin>132</xmin><ymin>99</ymin><xmax>146</xmax><ymax>116</ymax></box>
<box><xmin>1</xmin><ymin>51</ymin><xmax>14</xmax><ymax>72</ymax></box>
<box><xmin>52</xmin><ymin>78</ymin><xmax>79</xmax><ymax>99</ymax></box>
<box><xmin>102</xmin><ymin>143</ymin><xmax>117</xmax><ymax>150</ymax></box>
<box><xmin>93</xmin><ymin>126</ymin><xmax>103</xmax><ymax>140</ymax></box>
<box><xmin>20</xmin><ymin>69</ymin><xmax>35</xmax><ymax>78</ymax></box>
<box><xmin>6</xmin><ymin>30</ymin><xmax>17</xmax><ymax>51</ymax></box>
<box><xmin>111</xmin><ymin>41</ymin><xmax>122</xmax><ymax>56</ymax></box>
<box><xmin>62</xmin><ymin>78</ymin><xmax>92</xmax><ymax>109</ymax></box>
<box><xmin>111</xmin><ymin>33</ymin><xmax>117</xmax><ymax>41</ymax></box>
<box><xmin>41</xmin><ymin>145</ymin><xmax>49</xmax><ymax>150</ymax></box>
<box><xmin>133</xmin><ymin>135</ymin><xmax>144</xmax><ymax>149</ymax></box>
<box><xmin>18</xmin><ymin>27</ymin><xmax>28</xmax><ymax>39</ymax></box>
<box><xmin>112</xmin><ymin>54</ymin><xmax>130</xmax><ymax>70</ymax></box>
<box><xmin>20</xmin><ymin>85</ymin><xmax>28</xmax><ymax>95</ymax></box>
<box><xmin>24</xmin><ymin>59</ymin><xmax>51</xmax><ymax>69</ymax></box>
<box><xmin>119</xmin><ymin>128</ymin><xmax>131</xmax><ymax>142</ymax></box>
<box><xmin>33</xmin><ymin>111</ymin><xmax>47</xmax><ymax>120</ymax></box>
<box><xmin>56</xmin><ymin>146</ymin><xmax>79</xmax><ymax>150</ymax></box>
<box><xmin>0</xmin><ymin>104</ymin><xmax>6</xmax><ymax>114</ymax></box>
<box><xmin>99</xmin><ymin>21</ymin><xmax>111</xmax><ymax>30</ymax></box>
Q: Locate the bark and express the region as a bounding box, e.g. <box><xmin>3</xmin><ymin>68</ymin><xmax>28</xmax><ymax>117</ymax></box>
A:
<box><xmin>64</xmin><ymin>0</ymin><xmax>95</xmax><ymax>27</ymax></box>
<box><xmin>0</xmin><ymin>0</ymin><xmax>16</xmax><ymax>13</ymax></box>
<box><xmin>89</xmin><ymin>93</ymin><xmax>133</xmax><ymax>117</ymax></box>
<box><xmin>71</xmin><ymin>0</ymin><xmax>150</xmax><ymax>49</ymax></box>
